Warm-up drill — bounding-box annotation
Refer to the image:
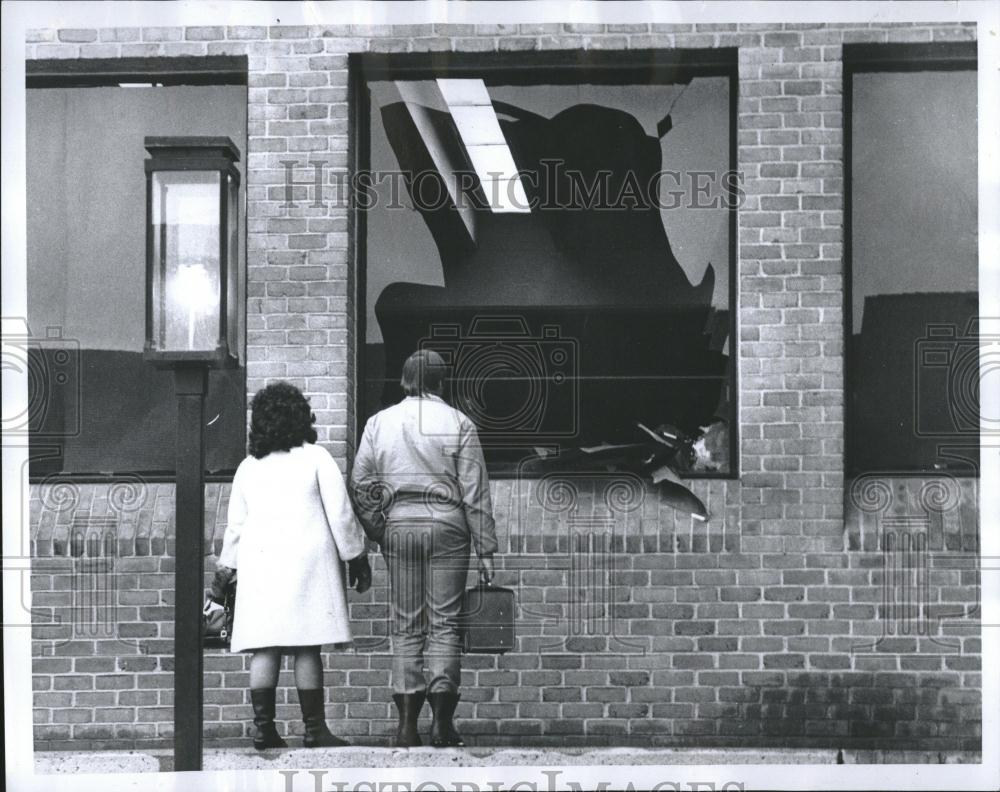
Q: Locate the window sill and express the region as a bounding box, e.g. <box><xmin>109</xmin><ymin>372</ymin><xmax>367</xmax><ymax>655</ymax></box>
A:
<box><xmin>28</xmin><ymin>472</ymin><xmax>237</xmax><ymax>485</ymax></box>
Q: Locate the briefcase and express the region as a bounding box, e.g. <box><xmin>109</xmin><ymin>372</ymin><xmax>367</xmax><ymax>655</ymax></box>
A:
<box><xmin>458</xmin><ymin>583</ymin><xmax>515</xmax><ymax>654</ymax></box>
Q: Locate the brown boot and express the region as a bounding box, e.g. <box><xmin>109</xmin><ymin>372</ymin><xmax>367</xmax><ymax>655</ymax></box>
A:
<box><xmin>428</xmin><ymin>690</ymin><xmax>464</xmax><ymax>748</ymax></box>
<box><xmin>298</xmin><ymin>688</ymin><xmax>349</xmax><ymax>748</ymax></box>
<box><xmin>250</xmin><ymin>688</ymin><xmax>288</xmax><ymax>750</ymax></box>
<box><xmin>392</xmin><ymin>691</ymin><xmax>426</xmax><ymax>748</ymax></box>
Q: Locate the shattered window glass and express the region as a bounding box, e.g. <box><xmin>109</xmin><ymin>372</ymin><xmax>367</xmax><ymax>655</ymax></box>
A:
<box><xmin>363</xmin><ymin>73</ymin><xmax>736</xmax><ymax>475</ymax></box>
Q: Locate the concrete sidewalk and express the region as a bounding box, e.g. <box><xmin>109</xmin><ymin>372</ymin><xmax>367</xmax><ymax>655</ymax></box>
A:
<box><xmin>33</xmin><ymin>747</ymin><xmax>981</xmax><ymax>773</ymax></box>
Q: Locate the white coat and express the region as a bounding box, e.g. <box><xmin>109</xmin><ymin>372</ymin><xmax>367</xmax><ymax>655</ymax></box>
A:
<box><xmin>218</xmin><ymin>442</ymin><xmax>367</xmax><ymax>652</ymax></box>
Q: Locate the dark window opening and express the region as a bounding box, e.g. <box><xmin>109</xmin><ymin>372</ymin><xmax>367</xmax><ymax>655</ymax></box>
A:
<box><xmin>25</xmin><ymin>64</ymin><xmax>248</xmax><ymax>479</ymax></box>
<box><xmin>353</xmin><ymin>51</ymin><xmax>738</xmax><ymax>476</ymax></box>
<box><xmin>845</xmin><ymin>43</ymin><xmax>979</xmax><ymax>475</ymax></box>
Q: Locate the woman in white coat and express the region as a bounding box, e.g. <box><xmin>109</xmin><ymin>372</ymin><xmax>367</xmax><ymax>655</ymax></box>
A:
<box><xmin>213</xmin><ymin>382</ymin><xmax>372</xmax><ymax>750</ymax></box>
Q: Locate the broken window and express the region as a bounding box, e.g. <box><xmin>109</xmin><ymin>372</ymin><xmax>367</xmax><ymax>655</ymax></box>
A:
<box><xmin>358</xmin><ymin>52</ymin><xmax>737</xmax><ymax>475</ymax></box>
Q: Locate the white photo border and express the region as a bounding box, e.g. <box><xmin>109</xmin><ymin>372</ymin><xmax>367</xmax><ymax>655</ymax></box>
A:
<box><xmin>3</xmin><ymin>2</ymin><xmax>998</xmax><ymax>791</ymax></box>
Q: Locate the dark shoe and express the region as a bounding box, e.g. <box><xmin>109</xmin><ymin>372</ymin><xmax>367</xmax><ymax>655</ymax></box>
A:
<box><xmin>428</xmin><ymin>690</ymin><xmax>464</xmax><ymax>748</ymax></box>
<box><xmin>298</xmin><ymin>688</ymin><xmax>350</xmax><ymax>748</ymax></box>
<box><xmin>250</xmin><ymin>688</ymin><xmax>288</xmax><ymax>750</ymax></box>
<box><xmin>392</xmin><ymin>691</ymin><xmax>426</xmax><ymax>748</ymax></box>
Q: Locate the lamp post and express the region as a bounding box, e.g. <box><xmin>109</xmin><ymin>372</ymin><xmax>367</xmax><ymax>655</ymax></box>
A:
<box><xmin>144</xmin><ymin>136</ymin><xmax>240</xmax><ymax>772</ymax></box>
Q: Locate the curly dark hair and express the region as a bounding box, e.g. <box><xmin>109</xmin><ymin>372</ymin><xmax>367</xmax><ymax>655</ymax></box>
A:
<box><xmin>248</xmin><ymin>381</ymin><xmax>317</xmax><ymax>459</ymax></box>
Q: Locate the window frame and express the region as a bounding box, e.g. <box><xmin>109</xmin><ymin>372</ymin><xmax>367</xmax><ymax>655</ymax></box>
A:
<box><xmin>25</xmin><ymin>55</ymin><xmax>249</xmax><ymax>484</ymax></box>
<box><xmin>349</xmin><ymin>48</ymin><xmax>740</xmax><ymax>479</ymax></box>
<box><xmin>843</xmin><ymin>41</ymin><xmax>978</xmax><ymax>477</ymax></box>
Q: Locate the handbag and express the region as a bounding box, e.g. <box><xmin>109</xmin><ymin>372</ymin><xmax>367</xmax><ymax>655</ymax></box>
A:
<box><xmin>203</xmin><ymin>577</ymin><xmax>236</xmax><ymax>649</ymax></box>
<box><xmin>457</xmin><ymin>581</ymin><xmax>515</xmax><ymax>654</ymax></box>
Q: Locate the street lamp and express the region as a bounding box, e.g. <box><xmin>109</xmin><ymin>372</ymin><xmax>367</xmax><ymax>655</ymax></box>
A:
<box><xmin>144</xmin><ymin>136</ymin><xmax>240</xmax><ymax>368</ymax></box>
<box><xmin>144</xmin><ymin>136</ymin><xmax>240</xmax><ymax>772</ymax></box>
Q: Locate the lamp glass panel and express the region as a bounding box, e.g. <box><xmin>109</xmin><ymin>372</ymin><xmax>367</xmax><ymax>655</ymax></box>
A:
<box><xmin>150</xmin><ymin>170</ymin><xmax>222</xmax><ymax>352</ymax></box>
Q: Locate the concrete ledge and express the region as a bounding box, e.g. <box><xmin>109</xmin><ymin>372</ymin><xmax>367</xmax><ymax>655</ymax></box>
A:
<box><xmin>34</xmin><ymin>751</ymin><xmax>161</xmax><ymax>774</ymax></box>
<box><xmin>34</xmin><ymin>747</ymin><xmax>982</xmax><ymax>774</ymax></box>
<box><xmin>202</xmin><ymin>746</ymin><xmax>840</xmax><ymax>769</ymax></box>
<box><xmin>840</xmin><ymin>750</ymin><xmax>982</xmax><ymax>764</ymax></box>
<box><xmin>37</xmin><ymin>747</ymin><xmax>837</xmax><ymax>773</ymax></box>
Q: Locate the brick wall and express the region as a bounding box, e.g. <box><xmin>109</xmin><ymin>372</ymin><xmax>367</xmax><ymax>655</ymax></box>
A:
<box><xmin>26</xmin><ymin>20</ymin><xmax>981</xmax><ymax>752</ymax></box>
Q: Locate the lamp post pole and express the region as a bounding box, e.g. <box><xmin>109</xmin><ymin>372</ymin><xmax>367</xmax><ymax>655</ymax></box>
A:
<box><xmin>143</xmin><ymin>136</ymin><xmax>241</xmax><ymax>772</ymax></box>
<box><xmin>173</xmin><ymin>365</ymin><xmax>208</xmax><ymax>771</ymax></box>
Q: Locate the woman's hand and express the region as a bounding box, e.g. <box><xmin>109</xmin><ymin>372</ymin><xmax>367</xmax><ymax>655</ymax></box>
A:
<box><xmin>347</xmin><ymin>554</ymin><xmax>372</xmax><ymax>594</ymax></box>
<box><xmin>478</xmin><ymin>555</ymin><xmax>494</xmax><ymax>585</ymax></box>
<box><xmin>210</xmin><ymin>565</ymin><xmax>236</xmax><ymax>603</ymax></box>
